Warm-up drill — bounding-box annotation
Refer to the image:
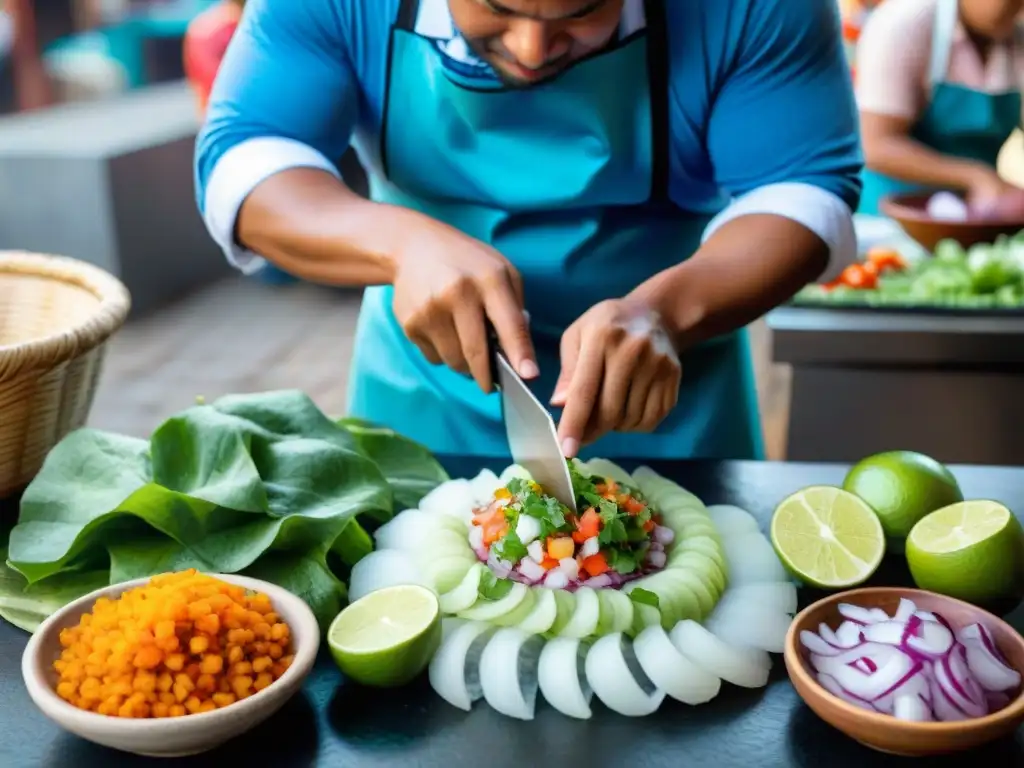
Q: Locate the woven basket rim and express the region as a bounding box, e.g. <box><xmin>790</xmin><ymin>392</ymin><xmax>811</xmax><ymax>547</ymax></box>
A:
<box><xmin>0</xmin><ymin>251</ymin><xmax>131</xmax><ymax>383</ymax></box>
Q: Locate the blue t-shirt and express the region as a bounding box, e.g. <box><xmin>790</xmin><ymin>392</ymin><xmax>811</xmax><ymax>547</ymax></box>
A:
<box><xmin>195</xmin><ymin>0</ymin><xmax>862</xmax><ymax>217</ymax></box>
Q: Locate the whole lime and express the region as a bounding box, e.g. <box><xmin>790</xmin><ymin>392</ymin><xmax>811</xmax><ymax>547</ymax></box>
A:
<box><xmin>842</xmin><ymin>450</ymin><xmax>963</xmax><ymax>553</ymax></box>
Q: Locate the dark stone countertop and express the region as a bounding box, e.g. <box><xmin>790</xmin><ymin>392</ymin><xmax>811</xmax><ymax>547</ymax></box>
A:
<box><xmin>2</xmin><ymin>457</ymin><xmax>1023</xmax><ymax>768</ymax></box>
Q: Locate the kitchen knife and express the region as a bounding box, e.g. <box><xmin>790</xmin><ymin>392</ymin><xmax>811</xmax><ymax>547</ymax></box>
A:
<box><xmin>491</xmin><ymin>346</ymin><xmax>578</xmax><ymax>515</ymax></box>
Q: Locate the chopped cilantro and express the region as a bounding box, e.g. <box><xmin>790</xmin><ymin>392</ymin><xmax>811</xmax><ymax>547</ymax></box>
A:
<box><xmin>478</xmin><ymin>569</ymin><xmax>514</xmax><ymax>601</ymax></box>
<box><xmin>629</xmin><ymin>588</ymin><xmax>660</xmax><ymax>609</ymax></box>
<box><xmin>492</xmin><ymin>530</ymin><xmax>528</xmax><ymax>563</ymax></box>
<box><xmin>607</xmin><ymin>547</ymin><xmax>640</xmax><ymax>574</ymax></box>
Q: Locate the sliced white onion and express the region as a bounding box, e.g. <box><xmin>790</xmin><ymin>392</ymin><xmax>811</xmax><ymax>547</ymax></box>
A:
<box><xmin>429</xmin><ymin>621</ymin><xmax>496</xmax><ymax>710</ymax></box>
<box><xmin>441</xmin><ymin>617</ymin><xmax>467</xmax><ymax>643</ymax></box>
<box><xmin>669</xmin><ymin>620</ymin><xmax>771</xmax><ymax>689</ymax></box>
<box><xmin>725</xmin><ymin>582</ymin><xmax>798</xmax><ymax>615</ymax></box>
<box><xmin>704</xmin><ymin>592</ymin><xmax>792</xmax><ymax>653</ymax></box>
<box><xmin>959</xmin><ymin>623</ymin><xmax>1022</xmax><ymax>692</ymax></box>
<box><xmin>544</xmin><ymin>570</ymin><xmax>570</xmax><ymax>589</ymax></box>
<box><xmin>468</xmin><ymin>525</ymin><xmax>485</xmax><ymax>553</ymax></box>
<box><xmin>469</xmin><ymin>469</ymin><xmax>503</xmax><ymax>507</ymax></box>
<box><xmin>585</xmin><ymin>633</ymin><xmax>666</xmax><ymax>716</ymax></box>
<box><xmin>515</xmin><ymin>515</ymin><xmax>542</xmax><ymax>545</ymax></box>
<box><xmin>537</xmin><ymin>638</ymin><xmax>593</xmax><ymax>719</ymax></box>
<box><xmin>479</xmin><ymin>628</ymin><xmax>544</xmax><ymax>720</ymax></box>
<box><xmin>581</xmin><ymin>536</ymin><xmax>600</xmax><ymax>558</ymax></box>
<box><xmin>558</xmin><ymin>557</ymin><xmax>580</xmax><ymax>581</ymax></box>
<box><xmin>519</xmin><ymin>557</ymin><xmax>546</xmax><ymax>583</ymax></box>
<box><xmin>706</xmin><ymin>504</ymin><xmax>762</xmax><ymax>537</ymax></box>
<box><xmin>439</xmin><ymin>563</ymin><xmax>486</xmax><ymax>613</ymax></box>
<box><xmin>720</xmin><ymin>533</ymin><xmax>788</xmax><ymax>585</ymax></box>
<box><xmin>633</xmin><ymin>626</ymin><xmax>722</xmax><ymax>705</ymax></box>
<box><xmin>894</xmin><ymin>693</ymin><xmax>933</xmax><ymax>722</ymax></box>
<box><xmin>526</xmin><ymin>539</ymin><xmax>545</xmax><ymax>563</ymax></box>
<box><xmin>869</xmin><ymin>608</ymin><xmax>890</xmax><ymax>622</ymax></box>
<box><xmin>459</xmin><ymin>582</ymin><xmax>530</xmax><ymax>621</ymax></box>
<box><xmin>499</xmin><ymin>464</ymin><xmax>534</xmax><ymax>485</ymax></box>
<box><xmin>517</xmin><ymin>587</ymin><xmax>558</xmax><ymax>634</ymax></box>
<box><xmin>559</xmin><ymin>587</ymin><xmax>600</xmax><ymax>638</ymax></box>
<box><xmin>419</xmin><ymin>478</ymin><xmax>477</xmax><ymax>524</ymax></box>
<box><xmin>348</xmin><ymin>550</ymin><xmax>429</xmax><ymax>602</ymax></box>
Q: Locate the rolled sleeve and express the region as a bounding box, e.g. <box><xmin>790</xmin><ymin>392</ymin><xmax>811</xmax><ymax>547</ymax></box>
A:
<box><xmin>193</xmin><ymin>0</ymin><xmax>360</xmax><ymax>272</ymax></box>
<box><xmin>706</xmin><ymin>0</ymin><xmax>864</xmax><ymax>212</ymax></box>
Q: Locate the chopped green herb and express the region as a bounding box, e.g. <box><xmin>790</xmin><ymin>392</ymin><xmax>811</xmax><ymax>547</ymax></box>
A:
<box><xmin>608</xmin><ymin>547</ymin><xmax>640</xmax><ymax>574</ymax></box>
<box><xmin>492</xmin><ymin>530</ymin><xmax>528</xmax><ymax>563</ymax></box>
<box><xmin>598</xmin><ymin>517</ymin><xmax>628</xmax><ymax>545</ymax></box>
<box><xmin>629</xmin><ymin>588</ymin><xmax>660</xmax><ymax>609</ymax></box>
<box><xmin>478</xmin><ymin>569</ymin><xmax>514</xmax><ymax>601</ymax></box>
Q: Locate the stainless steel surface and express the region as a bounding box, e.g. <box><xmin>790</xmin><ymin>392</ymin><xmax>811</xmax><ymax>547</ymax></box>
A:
<box><xmin>495</xmin><ymin>353</ymin><xmax>577</xmax><ymax>513</ymax></box>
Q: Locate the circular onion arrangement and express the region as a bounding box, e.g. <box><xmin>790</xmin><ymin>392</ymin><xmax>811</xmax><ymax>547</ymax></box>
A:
<box><xmin>800</xmin><ymin>598</ymin><xmax>1022</xmax><ymax>721</ymax></box>
<box><xmin>349</xmin><ymin>460</ymin><xmax>799</xmax><ymax>719</ymax></box>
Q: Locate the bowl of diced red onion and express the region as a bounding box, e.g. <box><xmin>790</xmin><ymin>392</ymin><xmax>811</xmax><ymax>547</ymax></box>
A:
<box><xmin>784</xmin><ymin>587</ymin><xmax>1024</xmax><ymax>756</ymax></box>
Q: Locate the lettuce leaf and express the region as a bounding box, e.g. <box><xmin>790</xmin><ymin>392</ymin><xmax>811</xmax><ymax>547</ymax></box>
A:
<box><xmin>2</xmin><ymin>390</ymin><xmax>446</xmax><ymax>631</ymax></box>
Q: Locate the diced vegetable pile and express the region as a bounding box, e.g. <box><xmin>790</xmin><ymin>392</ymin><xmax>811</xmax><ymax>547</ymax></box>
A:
<box><xmin>54</xmin><ymin>570</ymin><xmax>294</xmax><ymax>718</ymax></box>
<box><xmin>469</xmin><ymin>464</ymin><xmax>671</xmax><ymax>590</ymax></box>
<box><xmin>794</xmin><ymin>234</ymin><xmax>1024</xmax><ymax>309</ymax></box>
<box><xmin>0</xmin><ymin>391</ymin><xmax>449</xmax><ymax>632</ymax></box>
<box><xmin>801</xmin><ymin>597</ymin><xmax>1021</xmax><ymax>721</ymax></box>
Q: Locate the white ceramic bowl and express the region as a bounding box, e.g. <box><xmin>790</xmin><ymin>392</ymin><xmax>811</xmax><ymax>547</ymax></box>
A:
<box><xmin>21</xmin><ymin>573</ymin><xmax>320</xmax><ymax>757</ymax></box>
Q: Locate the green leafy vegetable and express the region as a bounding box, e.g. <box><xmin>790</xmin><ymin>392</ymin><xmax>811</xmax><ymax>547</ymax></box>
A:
<box><xmin>628</xmin><ymin>588</ymin><xmax>660</xmax><ymax>609</ymax></box>
<box><xmin>492</xmin><ymin>530</ymin><xmax>528</xmax><ymax>563</ymax></box>
<box><xmin>0</xmin><ymin>547</ymin><xmax>108</xmax><ymax>633</ymax></box>
<box><xmin>478</xmin><ymin>569</ymin><xmax>514</xmax><ymax>601</ymax></box>
<box><xmin>1</xmin><ymin>390</ymin><xmax>448</xmax><ymax>633</ymax></box>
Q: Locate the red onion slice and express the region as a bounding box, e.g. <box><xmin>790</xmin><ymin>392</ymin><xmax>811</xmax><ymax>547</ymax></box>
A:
<box><xmin>959</xmin><ymin>623</ymin><xmax>1022</xmax><ymax>692</ymax></box>
<box><xmin>894</xmin><ymin>693</ymin><xmax>933</xmax><ymax>722</ymax></box>
<box><xmin>830</xmin><ymin>651</ymin><xmax>917</xmax><ymax>702</ymax></box>
<box><xmin>935</xmin><ymin>652</ymin><xmax>987</xmax><ymax>718</ymax></box>
<box><xmin>801</xmin><ymin>630</ymin><xmax>842</xmax><ymax>657</ymax></box>
<box><xmin>904</xmin><ymin>620</ymin><xmax>954</xmax><ymax>660</ymax></box>
<box><xmin>834</xmin><ymin>621</ymin><xmax>865</xmax><ymax>647</ymax></box>
<box><xmin>838</xmin><ymin>603</ymin><xmax>880</xmax><ymax>625</ymax></box>
<box><xmin>862</xmin><ymin>621</ymin><xmax>908</xmax><ymax>646</ymax></box>
<box><xmin>985</xmin><ymin>690</ymin><xmax>1012</xmax><ymax>712</ymax></box>
<box><xmin>810</xmin><ymin>641</ymin><xmax>902</xmax><ymax>676</ymax></box>
<box><xmin>930</xmin><ymin>671</ymin><xmax>969</xmax><ymax>722</ymax></box>
<box><xmin>892</xmin><ymin>598</ymin><xmax>918</xmax><ymax>625</ymax></box>
<box><xmin>817</xmin><ymin>672</ymin><xmax>876</xmax><ymax>711</ymax></box>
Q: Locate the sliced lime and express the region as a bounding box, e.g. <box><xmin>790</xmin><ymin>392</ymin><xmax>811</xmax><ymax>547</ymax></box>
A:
<box><xmin>328</xmin><ymin>584</ymin><xmax>441</xmax><ymax>687</ymax></box>
<box><xmin>770</xmin><ymin>485</ymin><xmax>885</xmax><ymax>588</ymax></box>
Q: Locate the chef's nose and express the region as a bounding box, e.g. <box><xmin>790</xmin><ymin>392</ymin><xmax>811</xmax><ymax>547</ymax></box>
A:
<box><xmin>503</xmin><ymin>20</ymin><xmax>563</xmax><ymax>69</ymax></box>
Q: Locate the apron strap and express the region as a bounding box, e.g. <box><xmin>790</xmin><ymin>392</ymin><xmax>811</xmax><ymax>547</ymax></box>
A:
<box><xmin>928</xmin><ymin>0</ymin><xmax>959</xmax><ymax>87</ymax></box>
<box><xmin>398</xmin><ymin>0</ymin><xmax>424</xmax><ymax>33</ymax></box>
<box><xmin>644</xmin><ymin>0</ymin><xmax>670</xmax><ymax>204</ymax></box>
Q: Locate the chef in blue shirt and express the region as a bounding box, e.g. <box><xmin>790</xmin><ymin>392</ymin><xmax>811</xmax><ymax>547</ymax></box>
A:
<box><xmin>194</xmin><ymin>0</ymin><xmax>862</xmax><ymax>461</ymax></box>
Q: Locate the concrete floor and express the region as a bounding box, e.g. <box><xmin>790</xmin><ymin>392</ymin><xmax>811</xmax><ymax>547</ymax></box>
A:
<box><xmin>87</xmin><ymin>277</ymin><xmax>792</xmax><ymax>460</ymax></box>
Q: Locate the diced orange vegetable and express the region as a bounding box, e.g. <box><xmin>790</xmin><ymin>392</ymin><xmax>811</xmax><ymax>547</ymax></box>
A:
<box><xmin>577</xmin><ymin>508</ymin><xmax>601</xmax><ymax>539</ymax></box>
<box><xmin>595</xmin><ymin>480</ymin><xmax>619</xmax><ymax>495</ymax></box>
<box><xmin>547</xmin><ymin>536</ymin><xmax>575</xmax><ymax>561</ymax></box>
<box><xmin>582</xmin><ymin>552</ymin><xmax>610</xmax><ymax>576</ymax></box>
<box><xmin>539</xmin><ymin>557</ymin><xmax>559</xmax><ymax>571</ymax></box>
<box><xmin>494</xmin><ymin>487</ymin><xmax>512</xmax><ymax>500</ymax></box>
<box><xmin>571</xmin><ymin>530</ymin><xmax>588</xmax><ymax>544</ymax></box>
<box><xmin>623</xmin><ymin>497</ymin><xmax>646</xmax><ymax>515</ymax></box>
<box><xmin>52</xmin><ymin>570</ymin><xmax>293</xmax><ymax>719</ymax></box>
<box><xmin>482</xmin><ymin>521</ymin><xmax>508</xmax><ymax>546</ymax></box>
<box><xmin>866</xmin><ymin>247</ymin><xmax>906</xmax><ymax>272</ymax></box>
<box><xmin>642</xmin><ymin>519</ymin><xmax>655</xmax><ymax>533</ymax></box>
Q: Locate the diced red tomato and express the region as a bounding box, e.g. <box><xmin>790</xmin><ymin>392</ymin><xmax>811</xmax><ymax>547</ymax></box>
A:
<box><xmin>539</xmin><ymin>557</ymin><xmax>559</xmax><ymax>571</ymax></box>
<box><xmin>866</xmin><ymin>247</ymin><xmax>907</xmax><ymax>272</ymax></box>
<box><xmin>582</xmin><ymin>552</ymin><xmax>610</xmax><ymax>576</ymax></box>
<box><xmin>840</xmin><ymin>264</ymin><xmax>877</xmax><ymax>290</ymax></box>
<box><xmin>642</xmin><ymin>519</ymin><xmax>656</xmax><ymax>533</ymax></box>
<box><xmin>577</xmin><ymin>508</ymin><xmax>601</xmax><ymax>539</ymax></box>
<box><xmin>623</xmin><ymin>496</ymin><xmax>646</xmax><ymax>515</ymax></box>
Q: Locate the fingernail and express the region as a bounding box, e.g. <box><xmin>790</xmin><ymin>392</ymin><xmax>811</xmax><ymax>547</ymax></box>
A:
<box><xmin>561</xmin><ymin>438</ymin><xmax>579</xmax><ymax>458</ymax></box>
<box><xmin>519</xmin><ymin>359</ymin><xmax>539</xmax><ymax>379</ymax></box>
<box><xmin>550</xmin><ymin>387</ymin><xmax>566</xmax><ymax>405</ymax></box>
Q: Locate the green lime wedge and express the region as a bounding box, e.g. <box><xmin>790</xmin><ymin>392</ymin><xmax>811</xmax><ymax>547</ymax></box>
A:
<box><xmin>906</xmin><ymin>500</ymin><xmax>1024</xmax><ymax>605</ymax></box>
<box><xmin>770</xmin><ymin>485</ymin><xmax>885</xmax><ymax>589</ymax></box>
<box><xmin>328</xmin><ymin>584</ymin><xmax>442</xmax><ymax>688</ymax></box>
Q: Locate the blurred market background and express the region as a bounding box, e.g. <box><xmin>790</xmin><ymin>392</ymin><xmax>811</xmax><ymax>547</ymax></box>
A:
<box><xmin>2</xmin><ymin>0</ymin><xmax>1024</xmax><ymax>464</ymax></box>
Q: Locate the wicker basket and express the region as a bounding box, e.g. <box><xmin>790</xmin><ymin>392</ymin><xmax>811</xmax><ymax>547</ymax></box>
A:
<box><xmin>0</xmin><ymin>251</ymin><xmax>131</xmax><ymax>498</ymax></box>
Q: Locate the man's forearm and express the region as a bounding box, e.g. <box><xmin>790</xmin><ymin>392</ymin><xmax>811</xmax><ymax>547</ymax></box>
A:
<box><xmin>629</xmin><ymin>214</ymin><xmax>829</xmax><ymax>349</ymax></box>
<box><xmin>236</xmin><ymin>167</ymin><xmax>424</xmax><ymax>286</ymax></box>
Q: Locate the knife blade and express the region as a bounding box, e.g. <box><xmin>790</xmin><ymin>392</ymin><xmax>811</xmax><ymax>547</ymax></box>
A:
<box><xmin>491</xmin><ymin>345</ymin><xmax>578</xmax><ymax>515</ymax></box>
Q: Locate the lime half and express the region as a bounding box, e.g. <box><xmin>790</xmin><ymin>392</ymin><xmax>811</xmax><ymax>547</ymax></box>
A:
<box><xmin>770</xmin><ymin>485</ymin><xmax>886</xmax><ymax>588</ymax></box>
<box><xmin>328</xmin><ymin>584</ymin><xmax>442</xmax><ymax>687</ymax></box>
<box><xmin>906</xmin><ymin>500</ymin><xmax>1024</xmax><ymax>605</ymax></box>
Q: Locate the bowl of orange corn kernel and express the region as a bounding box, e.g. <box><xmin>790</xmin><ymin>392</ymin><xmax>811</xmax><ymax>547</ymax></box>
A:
<box><xmin>21</xmin><ymin>570</ymin><xmax>320</xmax><ymax>757</ymax></box>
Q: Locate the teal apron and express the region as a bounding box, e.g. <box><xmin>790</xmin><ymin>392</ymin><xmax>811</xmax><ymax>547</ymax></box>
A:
<box><xmin>859</xmin><ymin>0</ymin><xmax>1022</xmax><ymax>214</ymax></box>
<box><xmin>346</xmin><ymin>0</ymin><xmax>764</xmax><ymax>460</ymax></box>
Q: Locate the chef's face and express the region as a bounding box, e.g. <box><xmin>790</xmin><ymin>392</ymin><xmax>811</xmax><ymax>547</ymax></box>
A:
<box><xmin>448</xmin><ymin>0</ymin><xmax>624</xmax><ymax>86</ymax></box>
<box><xmin>960</xmin><ymin>0</ymin><xmax>1024</xmax><ymax>41</ymax></box>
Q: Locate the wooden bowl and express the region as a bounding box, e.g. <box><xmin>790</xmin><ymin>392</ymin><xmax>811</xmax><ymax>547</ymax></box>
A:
<box><xmin>784</xmin><ymin>587</ymin><xmax>1024</xmax><ymax>756</ymax></box>
<box><xmin>880</xmin><ymin>193</ymin><xmax>1024</xmax><ymax>251</ymax></box>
